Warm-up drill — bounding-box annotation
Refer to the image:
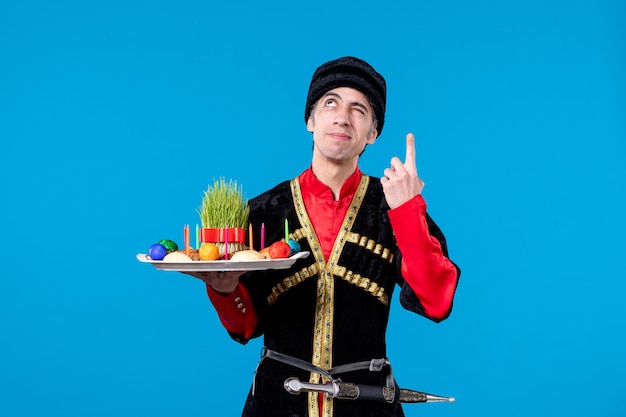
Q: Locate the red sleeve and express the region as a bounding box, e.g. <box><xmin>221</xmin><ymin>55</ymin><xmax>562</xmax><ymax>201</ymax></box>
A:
<box><xmin>206</xmin><ymin>283</ymin><xmax>258</xmax><ymax>339</ymax></box>
<box><xmin>387</xmin><ymin>195</ymin><xmax>459</xmax><ymax>320</ymax></box>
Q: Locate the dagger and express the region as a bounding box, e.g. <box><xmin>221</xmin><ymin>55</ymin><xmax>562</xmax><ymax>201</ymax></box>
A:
<box><xmin>284</xmin><ymin>377</ymin><xmax>455</xmax><ymax>404</ymax></box>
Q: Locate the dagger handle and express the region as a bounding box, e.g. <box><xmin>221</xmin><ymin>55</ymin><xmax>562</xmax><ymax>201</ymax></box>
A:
<box><xmin>284</xmin><ymin>377</ymin><xmax>336</xmax><ymax>397</ymax></box>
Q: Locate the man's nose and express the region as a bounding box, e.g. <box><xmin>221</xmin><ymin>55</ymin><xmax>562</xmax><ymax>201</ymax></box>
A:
<box><xmin>334</xmin><ymin>107</ymin><xmax>350</xmax><ymax>125</ymax></box>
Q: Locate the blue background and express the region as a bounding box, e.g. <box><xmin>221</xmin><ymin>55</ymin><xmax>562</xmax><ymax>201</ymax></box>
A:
<box><xmin>1</xmin><ymin>1</ymin><xmax>624</xmax><ymax>416</ymax></box>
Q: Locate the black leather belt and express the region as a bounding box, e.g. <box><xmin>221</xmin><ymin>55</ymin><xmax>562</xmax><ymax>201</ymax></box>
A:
<box><xmin>252</xmin><ymin>347</ymin><xmax>454</xmax><ymax>404</ymax></box>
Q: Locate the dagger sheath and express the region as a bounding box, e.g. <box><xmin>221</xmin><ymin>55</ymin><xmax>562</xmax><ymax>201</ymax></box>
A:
<box><xmin>284</xmin><ymin>377</ymin><xmax>454</xmax><ymax>404</ymax></box>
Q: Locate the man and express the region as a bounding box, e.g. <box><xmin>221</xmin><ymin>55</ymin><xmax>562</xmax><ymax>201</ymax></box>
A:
<box><xmin>189</xmin><ymin>56</ymin><xmax>460</xmax><ymax>417</ymax></box>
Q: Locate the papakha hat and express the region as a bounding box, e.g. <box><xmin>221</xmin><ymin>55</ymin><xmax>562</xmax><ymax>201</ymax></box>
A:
<box><xmin>304</xmin><ymin>56</ymin><xmax>386</xmax><ymax>135</ymax></box>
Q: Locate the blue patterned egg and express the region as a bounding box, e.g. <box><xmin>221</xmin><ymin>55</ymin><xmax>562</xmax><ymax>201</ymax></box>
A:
<box><xmin>287</xmin><ymin>239</ymin><xmax>301</xmax><ymax>256</ymax></box>
<box><xmin>148</xmin><ymin>243</ymin><xmax>168</xmax><ymax>260</ymax></box>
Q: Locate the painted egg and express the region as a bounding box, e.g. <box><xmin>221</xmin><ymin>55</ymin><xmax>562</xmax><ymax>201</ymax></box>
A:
<box><xmin>162</xmin><ymin>251</ymin><xmax>193</xmax><ymax>262</ymax></box>
<box><xmin>268</xmin><ymin>241</ymin><xmax>291</xmax><ymax>259</ymax></box>
<box><xmin>149</xmin><ymin>243</ymin><xmax>168</xmax><ymax>260</ymax></box>
<box><xmin>287</xmin><ymin>239</ymin><xmax>301</xmax><ymax>256</ymax></box>
<box><xmin>158</xmin><ymin>239</ymin><xmax>178</xmax><ymax>253</ymax></box>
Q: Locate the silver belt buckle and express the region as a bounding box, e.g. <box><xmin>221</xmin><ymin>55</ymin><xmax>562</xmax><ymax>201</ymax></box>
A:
<box><xmin>369</xmin><ymin>358</ymin><xmax>387</xmax><ymax>372</ymax></box>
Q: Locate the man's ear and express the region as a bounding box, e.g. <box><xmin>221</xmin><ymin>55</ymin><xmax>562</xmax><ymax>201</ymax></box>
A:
<box><xmin>306</xmin><ymin>116</ymin><xmax>315</xmax><ymax>132</ymax></box>
<box><xmin>367</xmin><ymin>128</ymin><xmax>378</xmax><ymax>145</ymax></box>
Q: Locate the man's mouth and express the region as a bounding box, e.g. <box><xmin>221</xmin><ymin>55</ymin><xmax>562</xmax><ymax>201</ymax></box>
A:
<box><xmin>328</xmin><ymin>132</ymin><xmax>351</xmax><ymax>141</ymax></box>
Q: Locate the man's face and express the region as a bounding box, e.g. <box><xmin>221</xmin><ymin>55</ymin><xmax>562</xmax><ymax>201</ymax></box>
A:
<box><xmin>307</xmin><ymin>87</ymin><xmax>378</xmax><ymax>164</ymax></box>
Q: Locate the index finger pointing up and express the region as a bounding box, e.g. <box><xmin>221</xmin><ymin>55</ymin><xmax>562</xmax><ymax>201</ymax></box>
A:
<box><xmin>405</xmin><ymin>133</ymin><xmax>417</xmax><ymax>171</ymax></box>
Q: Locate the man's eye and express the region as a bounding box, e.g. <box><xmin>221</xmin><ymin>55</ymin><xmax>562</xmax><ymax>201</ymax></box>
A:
<box><xmin>325</xmin><ymin>99</ymin><xmax>337</xmax><ymax>107</ymax></box>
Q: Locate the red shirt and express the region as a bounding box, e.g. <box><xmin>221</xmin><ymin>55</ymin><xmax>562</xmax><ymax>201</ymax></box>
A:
<box><xmin>207</xmin><ymin>167</ymin><xmax>458</xmax><ymax>338</ymax></box>
<box><xmin>298</xmin><ymin>167</ymin><xmax>362</xmax><ymax>260</ymax></box>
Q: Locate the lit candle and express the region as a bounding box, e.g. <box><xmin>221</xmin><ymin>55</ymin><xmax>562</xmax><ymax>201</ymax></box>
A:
<box><xmin>261</xmin><ymin>223</ymin><xmax>265</xmax><ymax>249</ymax></box>
<box><xmin>249</xmin><ymin>223</ymin><xmax>253</xmax><ymax>250</ymax></box>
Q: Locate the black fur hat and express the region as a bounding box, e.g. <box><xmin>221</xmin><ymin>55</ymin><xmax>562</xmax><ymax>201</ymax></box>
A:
<box><xmin>304</xmin><ymin>56</ymin><xmax>386</xmax><ymax>135</ymax></box>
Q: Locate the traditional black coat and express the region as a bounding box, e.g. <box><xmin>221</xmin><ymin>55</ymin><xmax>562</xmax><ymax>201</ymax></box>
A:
<box><xmin>231</xmin><ymin>175</ymin><xmax>456</xmax><ymax>417</ymax></box>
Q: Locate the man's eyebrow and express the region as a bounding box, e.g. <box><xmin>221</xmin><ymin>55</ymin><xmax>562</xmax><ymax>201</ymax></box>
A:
<box><xmin>321</xmin><ymin>92</ymin><xmax>341</xmax><ymax>100</ymax></box>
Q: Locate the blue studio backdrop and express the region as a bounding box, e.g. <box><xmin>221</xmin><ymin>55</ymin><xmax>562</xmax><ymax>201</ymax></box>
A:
<box><xmin>1</xmin><ymin>1</ymin><xmax>624</xmax><ymax>416</ymax></box>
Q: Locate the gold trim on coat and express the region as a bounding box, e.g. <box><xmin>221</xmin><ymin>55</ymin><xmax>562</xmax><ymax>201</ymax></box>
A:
<box><xmin>290</xmin><ymin>174</ymin><xmax>370</xmax><ymax>417</ymax></box>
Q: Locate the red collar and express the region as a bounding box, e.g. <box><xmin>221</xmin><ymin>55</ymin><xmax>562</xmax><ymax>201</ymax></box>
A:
<box><xmin>299</xmin><ymin>166</ymin><xmax>362</xmax><ymax>200</ymax></box>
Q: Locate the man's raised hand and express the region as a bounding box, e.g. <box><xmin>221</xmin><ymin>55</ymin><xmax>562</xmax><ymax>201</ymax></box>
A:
<box><xmin>380</xmin><ymin>133</ymin><xmax>425</xmax><ymax>210</ymax></box>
